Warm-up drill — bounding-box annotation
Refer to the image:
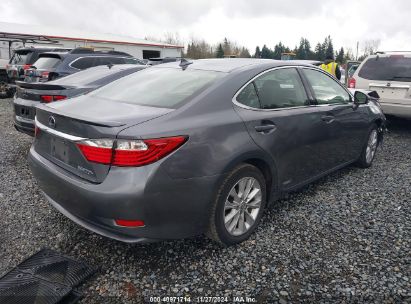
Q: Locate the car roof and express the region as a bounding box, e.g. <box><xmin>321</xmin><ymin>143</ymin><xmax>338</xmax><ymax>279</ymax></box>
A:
<box><xmin>155</xmin><ymin>58</ymin><xmax>312</xmax><ymax>73</ymax></box>
<box><xmin>14</xmin><ymin>47</ymin><xmax>70</xmax><ymax>53</ymax></box>
<box><xmin>367</xmin><ymin>52</ymin><xmax>411</xmax><ymax>58</ymax></box>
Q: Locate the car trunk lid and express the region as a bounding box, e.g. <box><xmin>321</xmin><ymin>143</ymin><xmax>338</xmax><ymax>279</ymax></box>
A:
<box><xmin>33</xmin><ymin>96</ymin><xmax>173</xmax><ymax>183</ymax></box>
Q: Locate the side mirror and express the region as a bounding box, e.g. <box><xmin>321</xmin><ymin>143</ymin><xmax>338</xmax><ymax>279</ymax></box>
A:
<box><xmin>354</xmin><ymin>91</ymin><xmax>369</xmax><ymax>105</ymax></box>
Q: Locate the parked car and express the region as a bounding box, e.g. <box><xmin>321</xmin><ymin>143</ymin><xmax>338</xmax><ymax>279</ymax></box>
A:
<box><xmin>14</xmin><ymin>64</ymin><xmax>146</xmax><ymax>136</ymax></box>
<box><xmin>350</xmin><ymin>52</ymin><xmax>411</xmax><ymax>118</ymax></box>
<box><xmin>6</xmin><ymin>47</ymin><xmax>71</xmax><ymax>83</ymax></box>
<box><xmin>346</xmin><ymin>60</ymin><xmax>361</xmax><ymax>87</ymax></box>
<box><xmin>147</xmin><ymin>57</ymin><xmax>182</xmax><ymax>65</ymax></box>
<box><xmin>0</xmin><ymin>58</ymin><xmax>12</xmax><ymax>98</ymax></box>
<box><xmin>3</xmin><ymin>47</ymin><xmax>71</xmax><ymax>97</ymax></box>
<box><xmin>24</xmin><ymin>48</ymin><xmax>144</xmax><ymax>82</ymax></box>
<box><xmin>29</xmin><ymin>59</ymin><xmax>386</xmax><ymax>246</ymax></box>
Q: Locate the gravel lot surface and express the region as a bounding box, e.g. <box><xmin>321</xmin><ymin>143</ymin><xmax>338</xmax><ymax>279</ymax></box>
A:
<box><xmin>0</xmin><ymin>98</ymin><xmax>410</xmax><ymax>303</ymax></box>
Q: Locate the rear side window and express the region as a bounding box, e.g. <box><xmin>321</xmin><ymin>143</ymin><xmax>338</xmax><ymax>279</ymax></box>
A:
<box><xmin>358</xmin><ymin>56</ymin><xmax>411</xmax><ymax>82</ymax></box>
<box><xmin>9</xmin><ymin>51</ymin><xmax>32</xmax><ymax>65</ymax></box>
<box><xmin>256</xmin><ymin>68</ymin><xmax>308</xmax><ymax>109</ymax></box>
<box><xmin>236</xmin><ymin>83</ymin><xmax>260</xmax><ymax>108</ymax></box>
<box><xmin>105</xmin><ymin>57</ymin><xmax>126</xmax><ymax>64</ymax></box>
<box><xmin>53</xmin><ymin>66</ymin><xmax>121</xmax><ymax>86</ymax></box>
<box><xmin>33</xmin><ymin>56</ymin><xmax>62</xmax><ymax>69</ymax></box>
<box><xmin>91</xmin><ymin>68</ymin><xmax>223</xmax><ymax>109</ymax></box>
<box><xmin>70</xmin><ymin>57</ymin><xmax>96</xmax><ymax>70</ymax></box>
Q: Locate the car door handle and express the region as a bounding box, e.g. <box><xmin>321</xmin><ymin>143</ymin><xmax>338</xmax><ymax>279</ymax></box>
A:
<box><xmin>321</xmin><ymin>115</ymin><xmax>335</xmax><ymax>123</ymax></box>
<box><xmin>254</xmin><ymin>124</ymin><xmax>277</xmax><ymax>133</ymax></box>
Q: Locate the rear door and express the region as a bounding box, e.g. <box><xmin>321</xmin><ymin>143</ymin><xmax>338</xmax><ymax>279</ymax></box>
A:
<box><xmin>301</xmin><ymin>67</ymin><xmax>369</xmax><ymax>166</ymax></box>
<box><xmin>234</xmin><ymin>67</ymin><xmax>337</xmax><ymax>190</ymax></box>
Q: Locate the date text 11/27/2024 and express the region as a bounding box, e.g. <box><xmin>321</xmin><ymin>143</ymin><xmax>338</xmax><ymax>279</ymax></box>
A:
<box><xmin>148</xmin><ymin>296</ymin><xmax>257</xmax><ymax>303</ymax></box>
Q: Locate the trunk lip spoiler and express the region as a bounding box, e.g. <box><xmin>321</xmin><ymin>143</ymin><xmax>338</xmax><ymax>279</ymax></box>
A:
<box><xmin>15</xmin><ymin>80</ymin><xmax>72</xmax><ymax>91</ymax></box>
<box><xmin>35</xmin><ymin>117</ymin><xmax>87</xmax><ymax>142</ymax></box>
<box><xmin>36</xmin><ymin>105</ymin><xmax>126</xmax><ymax>127</ymax></box>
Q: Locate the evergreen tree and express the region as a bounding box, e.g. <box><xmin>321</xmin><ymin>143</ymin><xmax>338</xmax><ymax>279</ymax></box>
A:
<box><xmin>336</xmin><ymin>47</ymin><xmax>344</xmax><ymax>63</ymax></box>
<box><xmin>273</xmin><ymin>42</ymin><xmax>285</xmax><ymax>59</ymax></box>
<box><xmin>254</xmin><ymin>46</ymin><xmax>261</xmax><ymax>58</ymax></box>
<box><xmin>314</xmin><ymin>42</ymin><xmax>324</xmax><ymax>61</ymax></box>
<box><xmin>303</xmin><ymin>39</ymin><xmax>313</xmax><ymax>59</ymax></box>
<box><xmin>223</xmin><ymin>38</ymin><xmax>231</xmax><ymax>55</ymax></box>
<box><xmin>261</xmin><ymin>44</ymin><xmax>272</xmax><ymax>59</ymax></box>
<box><xmin>216</xmin><ymin>44</ymin><xmax>224</xmax><ymax>58</ymax></box>
<box><xmin>325</xmin><ymin>35</ymin><xmax>334</xmax><ymax>59</ymax></box>
<box><xmin>239</xmin><ymin>47</ymin><xmax>251</xmax><ymax>58</ymax></box>
<box><xmin>296</xmin><ymin>38</ymin><xmax>307</xmax><ymax>59</ymax></box>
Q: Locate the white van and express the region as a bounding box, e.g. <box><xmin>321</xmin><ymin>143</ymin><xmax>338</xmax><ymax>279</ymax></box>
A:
<box><xmin>350</xmin><ymin>52</ymin><xmax>411</xmax><ymax>118</ymax></box>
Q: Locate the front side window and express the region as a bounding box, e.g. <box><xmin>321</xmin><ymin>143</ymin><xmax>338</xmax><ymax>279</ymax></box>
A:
<box><xmin>303</xmin><ymin>69</ymin><xmax>350</xmax><ymax>105</ymax></box>
<box><xmin>236</xmin><ymin>68</ymin><xmax>308</xmax><ymax>109</ymax></box>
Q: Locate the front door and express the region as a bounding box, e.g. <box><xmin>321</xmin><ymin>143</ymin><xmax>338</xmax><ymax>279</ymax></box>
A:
<box><xmin>301</xmin><ymin>68</ymin><xmax>369</xmax><ymax>167</ymax></box>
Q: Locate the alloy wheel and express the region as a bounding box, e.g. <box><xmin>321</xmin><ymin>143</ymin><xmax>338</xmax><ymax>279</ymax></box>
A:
<box><xmin>366</xmin><ymin>129</ymin><xmax>378</xmax><ymax>164</ymax></box>
<box><xmin>224</xmin><ymin>177</ymin><xmax>262</xmax><ymax>236</ymax></box>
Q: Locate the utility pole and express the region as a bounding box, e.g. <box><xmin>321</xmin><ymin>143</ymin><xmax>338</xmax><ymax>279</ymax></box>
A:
<box><xmin>356</xmin><ymin>41</ymin><xmax>359</xmax><ymax>60</ymax></box>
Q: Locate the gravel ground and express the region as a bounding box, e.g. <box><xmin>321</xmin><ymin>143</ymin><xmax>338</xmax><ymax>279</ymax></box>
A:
<box><xmin>0</xmin><ymin>98</ymin><xmax>410</xmax><ymax>303</ymax></box>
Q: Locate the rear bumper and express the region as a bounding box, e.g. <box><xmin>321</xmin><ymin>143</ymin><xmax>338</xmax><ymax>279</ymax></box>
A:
<box><xmin>13</xmin><ymin>97</ymin><xmax>37</xmax><ymax>136</ymax></box>
<box><xmin>28</xmin><ymin>146</ymin><xmax>222</xmax><ymax>242</ymax></box>
<box><xmin>380</xmin><ymin>102</ymin><xmax>411</xmax><ymax>118</ymax></box>
<box><xmin>14</xmin><ymin>115</ymin><xmax>35</xmax><ymax>136</ymax></box>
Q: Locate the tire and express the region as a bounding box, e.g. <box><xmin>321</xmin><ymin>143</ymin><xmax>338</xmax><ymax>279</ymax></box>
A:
<box><xmin>356</xmin><ymin>124</ymin><xmax>379</xmax><ymax>168</ymax></box>
<box><xmin>207</xmin><ymin>164</ymin><xmax>267</xmax><ymax>246</ymax></box>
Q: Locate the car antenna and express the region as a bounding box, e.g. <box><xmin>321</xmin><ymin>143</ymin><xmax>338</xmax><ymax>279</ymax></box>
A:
<box><xmin>179</xmin><ymin>58</ymin><xmax>193</xmax><ymax>70</ymax></box>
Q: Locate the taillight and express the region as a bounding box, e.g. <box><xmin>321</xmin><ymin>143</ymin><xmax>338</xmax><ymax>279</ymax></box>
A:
<box><xmin>76</xmin><ymin>136</ymin><xmax>187</xmax><ymax>167</ymax></box>
<box><xmin>41</xmin><ymin>71</ymin><xmax>50</xmax><ymax>79</ymax></box>
<box><xmin>34</xmin><ymin>125</ymin><xmax>40</xmax><ymax>137</ymax></box>
<box><xmin>40</xmin><ymin>95</ymin><xmax>67</xmax><ymax>103</ymax></box>
<box><xmin>23</xmin><ymin>64</ymin><xmax>32</xmax><ymax>70</ymax></box>
<box><xmin>115</xmin><ymin>219</ymin><xmax>145</xmax><ymax>227</ymax></box>
<box><xmin>348</xmin><ymin>77</ymin><xmax>356</xmax><ymax>88</ymax></box>
<box><xmin>77</xmin><ymin>139</ymin><xmax>113</xmax><ymax>165</ymax></box>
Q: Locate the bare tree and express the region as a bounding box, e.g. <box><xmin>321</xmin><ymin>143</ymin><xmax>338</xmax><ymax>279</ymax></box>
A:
<box><xmin>362</xmin><ymin>39</ymin><xmax>381</xmax><ymax>56</ymax></box>
<box><xmin>163</xmin><ymin>32</ymin><xmax>183</xmax><ymax>46</ymax></box>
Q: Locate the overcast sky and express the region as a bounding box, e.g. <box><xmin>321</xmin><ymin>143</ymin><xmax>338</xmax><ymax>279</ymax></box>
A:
<box><xmin>1</xmin><ymin>0</ymin><xmax>410</xmax><ymax>55</ymax></box>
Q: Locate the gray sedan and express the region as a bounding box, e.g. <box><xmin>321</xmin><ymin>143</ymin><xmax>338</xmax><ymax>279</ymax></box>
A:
<box><xmin>28</xmin><ymin>59</ymin><xmax>386</xmax><ymax>246</ymax></box>
<box><xmin>14</xmin><ymin>64</ymin><xmax>146</xmax><ymax>136</ymax></box>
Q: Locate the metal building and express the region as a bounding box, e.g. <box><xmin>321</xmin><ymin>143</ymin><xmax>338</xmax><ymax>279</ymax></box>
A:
<box><xmin>0</xmin><ymin>22</ymin><xmax>183</xmax><ymax>60</ymax></box>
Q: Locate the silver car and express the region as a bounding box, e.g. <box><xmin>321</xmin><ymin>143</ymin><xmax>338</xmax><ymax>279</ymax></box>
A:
<box><xmin>351</xmin><ymin>52</ymin><xmax>411</xmax><ymax>118</ymax></box>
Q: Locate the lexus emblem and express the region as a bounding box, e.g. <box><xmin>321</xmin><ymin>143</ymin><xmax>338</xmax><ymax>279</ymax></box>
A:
<box><xmin>48</xmin><ymin>116</ymin><xmax>56</xmax><ymax>128</ymax></box>
<box><xmin>387</xmin><ymin>82</ymin><xmax>391</xmax><ymax>87</ymax></box>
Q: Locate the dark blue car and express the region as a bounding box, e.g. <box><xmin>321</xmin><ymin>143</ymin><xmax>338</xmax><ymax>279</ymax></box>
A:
<box><xmin>24</xmin><ymin>48</ymin><xmax>144</xmax><ymax>82</ymax></box>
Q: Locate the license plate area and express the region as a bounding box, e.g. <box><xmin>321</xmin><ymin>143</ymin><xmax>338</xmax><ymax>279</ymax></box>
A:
<box><xmin>50</xmin><ymin>137</ymin><xmax>69</xmax><ymax>163</ymax></box>
<box><xmin>370</xmin><ymin>86</ymin><xmax>408</xmax><ymax>99</ymax></box>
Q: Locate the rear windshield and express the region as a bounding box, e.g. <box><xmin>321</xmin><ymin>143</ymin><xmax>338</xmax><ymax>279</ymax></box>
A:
<box><xmin>358</xmin><ymin>56</ymin><xmax>411</xmax><ymax>82</ymax></box>
<box><xmin>91</xmin><ymin>67</ymin><xmax>224</xmax><ymax>109</ymax></box>
<box><xmin>9</xmin><ymin>50</ymin><xmax>32</xmax><ymax>65</ymax></box>
<box><xmin>33</xmin><ymin>56</ymin><xmax>62</xmax><ymax>69</ymax></box>
<box><xmin>53</xmin><ymin>67</ymin><xmax>121</xmax><ymax>86</ymax></box>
